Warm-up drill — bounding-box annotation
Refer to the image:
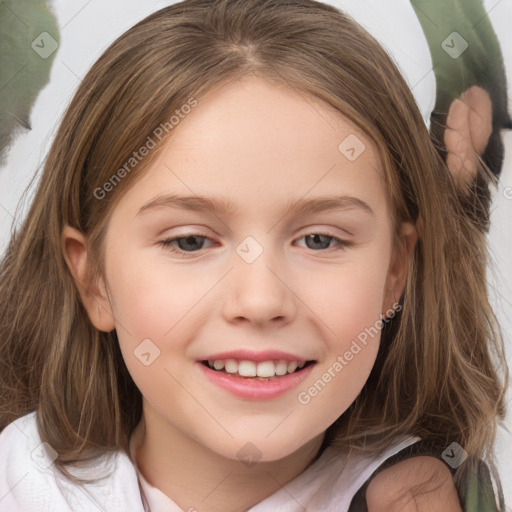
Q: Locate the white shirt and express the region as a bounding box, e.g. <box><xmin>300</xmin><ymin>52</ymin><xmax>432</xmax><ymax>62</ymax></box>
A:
<box><xmin>0</xmin><ymin>411</ymin><xmax>420</xmax><ymax>511</ymax></box>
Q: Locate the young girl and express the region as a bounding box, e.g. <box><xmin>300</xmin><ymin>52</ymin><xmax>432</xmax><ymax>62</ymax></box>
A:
<box><xmin>0</xmin><ymin>0</ymin><xmax>508</xmax><ymax>510</ymax></box>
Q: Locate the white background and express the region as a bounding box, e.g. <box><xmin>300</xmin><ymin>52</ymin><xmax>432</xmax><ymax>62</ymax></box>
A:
<box><xmin>0</xmin><ymin>0</ymin><xmax>510</xmax><ymax>507</ymax></box>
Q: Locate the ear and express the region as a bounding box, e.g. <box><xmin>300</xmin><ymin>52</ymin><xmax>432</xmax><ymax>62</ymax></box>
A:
<box><xmin>61</xmin><ymin>225</ymin><xmax>116</xmax><ymax>332</ymax></box>
<box><xmin>444</xmin><ymin>86</ymin><xmax>493</xmax><ymax>192</ymax></box>
<box><xmin>382</xmin><ymin>222</ymin><xmax>418</xmax><ymax>316</ymax></box>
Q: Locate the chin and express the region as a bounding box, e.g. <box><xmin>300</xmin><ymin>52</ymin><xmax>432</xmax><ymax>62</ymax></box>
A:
<box><xmin>218</xmin><ymin>435</ymin><xmax>313</xmax><ymax>465</ymax></box>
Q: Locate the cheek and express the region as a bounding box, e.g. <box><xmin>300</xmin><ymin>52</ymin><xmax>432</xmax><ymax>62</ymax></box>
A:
<box><xmin>307</xmin><ymin>250</ymin><xmax>391</xmax><ymax>346</ymax></box>
<box><xmin>105</xmin><ymin>248</ymin><xmax>209</xmax><ymax>390</ymax></box>
<box><xmin>106</xmin><ymin>244</ymin><xmax>206</xmax><ymax>337</ymax></box>
<box><xmin>293</xmin><ymin>249</ymin><xmax>390</xmax><ymax>420</ymax></box>
<box><xmin>107</xmin><ymin>233</ymin><xmax>391</xmax><ymax>442</ymax></box>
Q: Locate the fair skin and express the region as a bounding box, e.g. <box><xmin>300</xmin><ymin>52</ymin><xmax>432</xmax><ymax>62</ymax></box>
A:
<box><xmin>444</xmin><ymin>85</ymin><xmax>493</xmax><ymax>191</ymax></box>
<box><xmin>366</xmin><ymin>456</ymin><xmax>462</xmax><ymax>511</ymax></box>
<box><xmin>62</xmin><ymin>76</ymin><xmax>460</xmax><ymax>511</ymax></box>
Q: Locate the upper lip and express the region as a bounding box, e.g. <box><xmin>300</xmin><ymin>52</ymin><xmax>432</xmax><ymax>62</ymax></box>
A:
<box><xmin>198</xmin><ymin>349</ymin><xmax>314</xmax><ymax>363</ymax></box>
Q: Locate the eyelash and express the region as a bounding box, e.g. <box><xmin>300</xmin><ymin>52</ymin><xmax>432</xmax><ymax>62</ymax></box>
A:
<box><xmin>157</xmin><ymin>231</ymin><xmax>351</xmax><ymax>256</ymax></box>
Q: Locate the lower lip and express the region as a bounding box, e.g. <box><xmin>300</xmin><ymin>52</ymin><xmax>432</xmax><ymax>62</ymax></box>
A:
<box><xmin>196</xmin><ymin>361</ymin><xmax>315</xmax><ymax>400</ymax></box>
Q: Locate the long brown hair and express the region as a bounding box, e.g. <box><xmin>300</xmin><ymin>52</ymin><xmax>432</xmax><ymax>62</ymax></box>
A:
<box><xmin>0</xmin><ymin>0</ymin><xmax>507</xmax><ymax>492</ymax></box>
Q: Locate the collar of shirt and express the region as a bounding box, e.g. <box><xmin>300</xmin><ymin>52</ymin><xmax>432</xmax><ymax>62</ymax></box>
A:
<box><xmin>128</xmin><ymin>420</ymin><xmax>419</xmax><ymax>512</ymax></box>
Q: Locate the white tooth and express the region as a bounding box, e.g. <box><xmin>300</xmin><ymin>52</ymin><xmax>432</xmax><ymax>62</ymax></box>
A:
<box><xmin>213</xmin><ymin>360</ymin><xmax>225</xmax><ymax>370</ymax></box>
<box><xmin>224</xmin><ymin>359</ymin><xmax>238</xmax><ymax>373</ymax></box>
<box><xmin>238</xmin><ymin>360</ymin><xmax>257</xmax><ymax>377</ymax></box>
<box><xmin>208</xmin><ymin>360</ymin><xmax>214</xmax><ymax>366</ymax></box>
<box><xmin>256</xmin><ymin>361</ymin><xmax>276</xmax><ymax>378</ymax></box>
<box><xmin>287</xmin><ymin>361</ymin><xmax>298</xmax><ymax>373</ymax></box>
<box><xmin>275</xmin><ymin>360</ymin><xmax>288</xmax><ymax>376</ymax></box>
<box><xmin>298</xmin><ymin>361</ymin><xmax>306</xmax><ymax>369</ymax></box>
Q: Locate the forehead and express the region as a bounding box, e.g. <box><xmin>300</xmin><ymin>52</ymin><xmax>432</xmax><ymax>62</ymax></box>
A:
<box><xmin>109</xmin><ymin>76</ymin><xmax>391</xmax><ymax>223</ymax></box>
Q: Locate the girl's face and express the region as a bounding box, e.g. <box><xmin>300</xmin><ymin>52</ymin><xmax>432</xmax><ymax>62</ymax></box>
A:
<box><xmin>72</xmin><ymin>76</ymin><xmax>415</xmax><ymax>462</ymax></box>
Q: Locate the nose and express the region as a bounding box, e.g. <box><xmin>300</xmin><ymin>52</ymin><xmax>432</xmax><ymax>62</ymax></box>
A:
<box><xmin>221</xmin><ymin>243</ymin><xmax>297</xmax><ymax>327</ymax></box>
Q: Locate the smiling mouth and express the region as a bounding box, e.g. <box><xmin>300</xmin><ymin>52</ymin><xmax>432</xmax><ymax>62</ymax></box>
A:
<box><xmin>201</xmin><ymin>360</ymin><xmax>316</xmax><ymax>381</ymax></box>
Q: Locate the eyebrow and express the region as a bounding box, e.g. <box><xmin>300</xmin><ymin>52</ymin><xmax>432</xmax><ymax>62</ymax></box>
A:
<box><xmin>135</xmin><ymin>193</ymin><xmax>375</xmax><ymax>218</ymax></box>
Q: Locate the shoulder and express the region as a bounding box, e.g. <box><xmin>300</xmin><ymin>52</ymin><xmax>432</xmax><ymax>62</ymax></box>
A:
<box><xmin>365</xmin><ymin>455</ymin><xmax>463</xmax><ymax>512</ymax></box>
<box><xmin>0</xmin><ymin>412</ymin><xmax>144</xmax><ymax>512</ymax></box>
<box><xmin>0</xmin><ymin>411</ymin><xmax>67</xmax><ymax>511</ymax></box>
<box><xmin>0</xmin><ymin>411</ymin><xmax>44</xmax><ymax>481</ymax></box>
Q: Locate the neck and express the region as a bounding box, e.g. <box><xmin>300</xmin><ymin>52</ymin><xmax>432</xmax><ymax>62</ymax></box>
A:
<box><xmin>133</xmin><ymin>404</ymin><xmax>326</xmax><ymax>512</ymax></box>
